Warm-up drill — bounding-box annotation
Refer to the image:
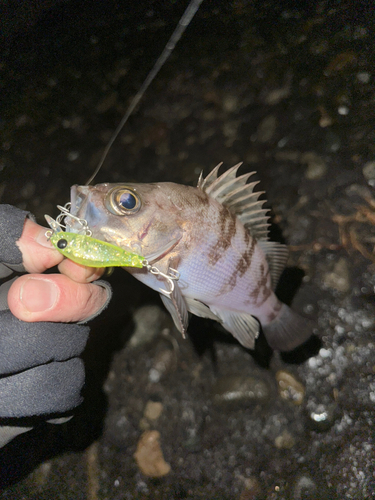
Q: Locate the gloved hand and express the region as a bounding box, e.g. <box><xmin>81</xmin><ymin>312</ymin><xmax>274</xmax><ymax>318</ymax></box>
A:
<box><xmin>0</xmin><ymin>205</ymin><xmax>111</xmax><ymax>447</ymax></box>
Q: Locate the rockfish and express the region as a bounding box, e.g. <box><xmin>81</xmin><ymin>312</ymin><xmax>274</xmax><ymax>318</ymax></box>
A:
<box><xmin>69</xmin><ymin>164</ymin><xmax>311</xmax><ymax>351</ymax></box>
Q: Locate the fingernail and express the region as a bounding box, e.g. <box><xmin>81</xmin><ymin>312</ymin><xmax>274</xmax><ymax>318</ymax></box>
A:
<box><xmin>36</xmin><ymin>229</ymin><xmax>54</xmax><ymax>249</ymax></box>
<box><xmin>20</xmin><ymin>278</ymin><xmax>59</xmax><ymax>312</ymax></box>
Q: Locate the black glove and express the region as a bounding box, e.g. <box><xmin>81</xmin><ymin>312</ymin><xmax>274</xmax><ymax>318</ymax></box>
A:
<box><xmin>0</xmin><ymin>205</ymin><xmax>102</xmax><ymax>447</ymax></box>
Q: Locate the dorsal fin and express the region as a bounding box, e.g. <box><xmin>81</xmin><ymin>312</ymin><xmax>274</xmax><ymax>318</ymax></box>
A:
<box><xmin>198</xmin><ymin>163</ymin><xmax>270</xmax><ymax>240</ymax></box>
<box><xmin>197</xmin><ymin>162</ymin><xmax>223</xmax><ymax>190</ymax></box>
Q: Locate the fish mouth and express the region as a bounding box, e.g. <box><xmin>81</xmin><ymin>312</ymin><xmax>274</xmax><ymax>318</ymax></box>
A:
<box><xmin>66</xmin><ymin>185</ymin><xmax>89</xmax><ymax>233</ymax></box>
<box><xmin>68</xmin><ymin>185</ymin><xmax>107</xmax><ymax>233</ymax></box>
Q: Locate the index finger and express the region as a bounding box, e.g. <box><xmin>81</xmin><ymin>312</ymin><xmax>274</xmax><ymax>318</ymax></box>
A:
<box><xmin>17</xmin><ymin>219</ymin><xmax>104</xmax><ymax>283</ymax></box>
<box><xmin>16</xmin><ymin>218</ymin><xmax>64</xmax><ymax>273</ymax></box>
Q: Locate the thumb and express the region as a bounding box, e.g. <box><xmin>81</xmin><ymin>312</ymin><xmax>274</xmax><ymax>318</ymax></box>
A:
<box><xmin>8</xmin><ymin>274</ymin><xmax>109</xmax><ymax>323</ymax></box>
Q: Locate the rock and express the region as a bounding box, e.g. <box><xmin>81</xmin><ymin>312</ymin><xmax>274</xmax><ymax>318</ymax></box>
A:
<box><xmin>134</xmin><ymin>430</ymin><xmax>171</xmax><ymax>477</ymax></box>
<box><xmin>274</xmin><ymin>429</ymin><xmax>296</xmax><ymax>449</ymax></box>
<box><xmin>276</xmin><ymin>370</ymin><xmax>305</xmax><ymax>406</ymax></box>
<box><xmin>144</xmin><ymin>401</ymin><xmax>163</xmax><ymax>421</ymax></box>
<box><xmin>323</xmin><ymin>258</ymin><xmax>350</xmax><ymax>293</ymax></box>
<box><xmin>301</xmin><ymin>152</ymin><xmax>327</xmax><ymax>180</ymax></box>
<box><xmin>305</xmin><ymin>400</ymin><xmax>340</xmax><ymax>432</ymax></box>
<box><xmin>239</xmin><ymin>476</ymin><xmax>263</xmax><ymax>499</ymax></box>
<box><xmin>363</xmin><ymin>161</ymin><xmax>375</xmax><ymax>187</ymax></box>
<box><xmin>291</xmin><ymin>474</ymin><xmax>319</xmax><ymax>499</ymax></box>
<box><xmin>148</xmin><ymin>347</ymin><xmax>175</xmax><ymax>383</ymax></box>
<box><xmin>139</xmin><ymin>401</ymin><xmax>164</xmax><ymax>430</ymax></box>
<box><xmin>129</xmin><ymin>306</ymin><xmax>166</xmax><ymax>347</ymax></box>
<box><xmin>256</xmin><ymin>115</ymin><xmax>277</xmax><ymax>143</ymax></box>
<box><xmin>212</xmin><ymin>375</ymin><xmax>270</xmax><ymax>405</ymax></box>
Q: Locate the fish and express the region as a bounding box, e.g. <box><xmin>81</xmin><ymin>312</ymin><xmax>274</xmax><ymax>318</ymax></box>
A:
<box><xmin>67</xmin><ymin>163</ymin><xmax>312</xmax><ymax>351</ymax></box>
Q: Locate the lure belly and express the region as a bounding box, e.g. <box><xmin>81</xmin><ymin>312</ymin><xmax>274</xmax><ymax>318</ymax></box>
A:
<box><xmin>49</xmin><ymin>231</ymin><xmax>144</xmax><ymax>268</ymax></box>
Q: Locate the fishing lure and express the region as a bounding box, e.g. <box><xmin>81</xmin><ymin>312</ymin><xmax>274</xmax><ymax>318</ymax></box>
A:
<box><xmin>45</xmin><ymin>213</ymin><xmax>144</xmax><ymax>268</ymax></box>
<box><xmin>50</xmin><ymin>231</ymin><xmax>144</xmax><ymax>268</ymax></box>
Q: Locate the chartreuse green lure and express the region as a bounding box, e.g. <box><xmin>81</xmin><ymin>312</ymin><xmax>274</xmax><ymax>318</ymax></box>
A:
<box><xmin>49</xmin><ymin>231</ymin><xmax>144</xmax><ymax>268</ymax></box>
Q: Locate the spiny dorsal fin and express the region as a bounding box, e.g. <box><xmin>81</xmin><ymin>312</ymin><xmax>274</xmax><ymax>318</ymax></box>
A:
<box><xmin>198</xmin><ymin>163</ymin><xmax>270</xmax><ymax>240</ymax></box>
<box><xmin>197</xmin><ymin>162</ymin><xmax>223</xmax><ymax>190</ymax></box>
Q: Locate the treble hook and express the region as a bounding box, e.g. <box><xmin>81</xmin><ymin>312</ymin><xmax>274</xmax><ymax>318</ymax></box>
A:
<box><xmin>55</xmin><ymin>203</ymin><xmax>92</xmax><ymax>236</ymax></box>
<box><xmin>143</xmin><ymin>261</ymin><xmax>180</xmax><ymax>295</ymax></box>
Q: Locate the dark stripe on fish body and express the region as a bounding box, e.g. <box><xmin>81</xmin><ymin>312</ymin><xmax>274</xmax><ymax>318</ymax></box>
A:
<box><xmin>266</xmin><ymin>300</ymin><xmax>282</xmax><ymax>323</ymax></box>
<box><xmin>208</xmin><ymin>205</ymin><xmax>237</xmax><ymax>266</ymax></box>
<box><xmin>248</xmin><ymin>263</ymin><xmax>272</xmax><ymax>305</ymax></box>
<box><xmin>235</xmin><ymin>237</ymin><xmax>256</xmax><ymax>277</ymax></box>
<box><xmin>216</xmin><ymin>229</ymin><xmax>256</xmax><ymax>296</ymax></box>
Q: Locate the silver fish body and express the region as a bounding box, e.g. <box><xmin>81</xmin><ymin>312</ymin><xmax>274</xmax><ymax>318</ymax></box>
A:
<box><xmin>69</xmin><ymin>164</ymin><xmax>312</xmax><ymax>351</ymax></box>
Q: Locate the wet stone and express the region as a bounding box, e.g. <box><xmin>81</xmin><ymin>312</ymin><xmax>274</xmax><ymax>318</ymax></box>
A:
<box><xmin>322</xmin><ymin>257</ymin><xmax>350</xmax><ymax>293</ymax></box>
<box><xmin>139</xmin><ymin>401</ymin><xmax>164</xmax><ymax>431</ymax></box>
<box><xmin>212</xmin><ymin>375</ymin><xmax>270</xmax><ymax>406</ymax></box>
<box><xmin>148</xmin><ymin>346</ymin><xmax>175</xmax><ymax>383</ymax></box>
<box><xmin>129</xmin><ymin>305</ymin><xmax>166</xmax><ymax>348</ymax></box>
<box><xmin>239</xmin><ymin>476</ymin><xmax>263</xmax><ymax>500</ymax></box>
<box><xmin>290</xmin><ymin>474</ymin><xmax>326</xmax><ymax>500</ymax></box>
<box><xmin>274</xmin><ymin>429</ymin><xmax>296</xmax><ymax>449</ymax></box>
<box><xmin>143</xmin><ymin>401</ymin><xmax>163</xmax><ymax>421</ymax></box>
<box><xmin>301</xmin><ymin>152</ymin><xmax>327</xmax><ymax>180</ymax></box>
<box><xmin>362</xmin><ymin>161</ymin><xmax>375</xmax><ymax>187</ymax></box>
<box><xmin>256</xmin><ymin>115</ymin><xmax>277</xmax><ymax>143</ymax></box>
<box><xmin>104</xmin><ymin>409</ymin><xmax>133</xmax><ymax>448</ymax></box>
<box><xmin>305</xmin><ymin>399</ymin><xmax>340</xmax><ymax>432</ymax></box>
<box><xmin>276</xmin><ymin>370</ymin><xmax>305</xmax><ymax>406</ymax></box>
<box><xmin>134</xmin><ymin>430</ymin><xmax>171</xmax><ymax>478</ymax></box>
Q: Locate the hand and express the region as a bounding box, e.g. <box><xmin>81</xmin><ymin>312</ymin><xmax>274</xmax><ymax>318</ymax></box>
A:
<box><xmin>8</xmin><ymin>218</ymin><xmax>108</xmax><ymax>323</ymax></box>
<box><xmin>0</xmin><ymin>205</ymin><xmax>112</xmax><ymax>447</ymax></box>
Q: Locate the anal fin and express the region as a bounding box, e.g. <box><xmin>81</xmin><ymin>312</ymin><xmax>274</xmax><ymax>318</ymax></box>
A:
<box><xmin>210</xmin><ymin>307</ymin><xmax>260</xmax><ymax>350</ymax></box>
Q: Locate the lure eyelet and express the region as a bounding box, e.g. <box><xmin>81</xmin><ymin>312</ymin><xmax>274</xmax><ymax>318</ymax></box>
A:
<box><xmin>105</xmin><ymin>187</ymin><xmax>141</xmax><ymax>216</ymax></box>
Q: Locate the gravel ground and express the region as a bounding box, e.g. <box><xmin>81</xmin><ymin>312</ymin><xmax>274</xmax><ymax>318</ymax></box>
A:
<box><xmin>1</xmin><ymin>0</ymin><xmax>375</xmax><ymax>498</ymax></box>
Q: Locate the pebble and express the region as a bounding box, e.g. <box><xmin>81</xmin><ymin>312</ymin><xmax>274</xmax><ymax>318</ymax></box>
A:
<box><xmin>276</xmin><ymin>370</ymin><xmax>305</xmax><ymax>406</ymax></box>
<box><xmin>144</xmin><ymin>401</ymin><xmax>163</xmax><ymax>421</ymax></box>
<box><xmin>291</xmin><ymin>475</ymin><xmax>319</xmax><ymax>499</ymax></box>
<box><xmin>305</xmin><ymin>400</ymin><xmax>339</xmax><ymax>432</ymax></box>
<box><xmin>212</xmin><ymin>375</ymin><xmax>270</xmax><ymax>405</ymax></box>
<box><xmin>148</xmin><ymin>347</ymin><xmax>175</xmax><ymax>383</ymax></box>
<box><xmin>134</xmin><ymin>431</ymin><xmax>171</xmax><ymax>477</ymax></box>
<box><xmin>129</xmin><ymin>306</ymin><xmax>166</xmax><ymax>348</ymax></box>
<box><xmin>301</xmin><ymin>152</ymin><xmax>327</xmax><ymax>179</ymax></box>
<box><xmin>239</xmin><ymin>476</ymin><xmax>263</xmax><ymax>500</ymax></box>
<box><xmin>322</xmin><ymin>257</ymin><xmax>350</xmax><ymax>293</ymax></box>
<box><xmin>362</xmin><ymin>161</ymin><xmax>375</xmax><ymax>187</ymax></box>
<box><xmin>256</xmin><ymin>115</ymin><xmax>277</xmax><ymax>143</ymax></box>
<box><xmin>139</xmin><ymin>401</ymin><xmax>164</xmax><ymax>430</ymax></box>
<box><xmin>274</xmin><ymin>429</ymin><xmax>296</xmax><ymax>449</ymax></box>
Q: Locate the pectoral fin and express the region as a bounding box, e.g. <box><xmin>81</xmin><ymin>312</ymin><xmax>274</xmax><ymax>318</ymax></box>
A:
<box><xmin>159</xmin><ymin>281</ymin><xmax>189</xmax><ymax>338</ymax></box>
<box><xmin>210</xmin><ymin>307</ymin><xmax>260</xmax><ymax>349</ymax></box>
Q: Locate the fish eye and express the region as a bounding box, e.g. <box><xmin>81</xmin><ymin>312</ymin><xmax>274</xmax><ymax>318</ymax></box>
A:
<box><xmin>119</xmin><ymin>191</ymin><xmax>137</xmax><ymax>210</ymax></box>
<box><xmin>57</xmin><ymin>238</ymin><xmax>68</xmax><ymax>249</ymax></box>
<box><xmin>106</xmin><ymin>187</ymin><xmax>141</xmax><ymax>215</ymax></box>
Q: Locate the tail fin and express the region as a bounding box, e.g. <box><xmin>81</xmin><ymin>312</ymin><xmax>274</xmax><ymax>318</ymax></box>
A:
<box><xmin>262</xmin><ymin>303</ymin><xmax>313</xmax><ymax>351</ymax></box>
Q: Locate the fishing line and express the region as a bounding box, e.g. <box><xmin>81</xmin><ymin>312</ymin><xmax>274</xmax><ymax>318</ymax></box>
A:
<box><xmin>86</xmin><ymin>0</ymin><xmax>204</xmax><ymax>185</ymax></box>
